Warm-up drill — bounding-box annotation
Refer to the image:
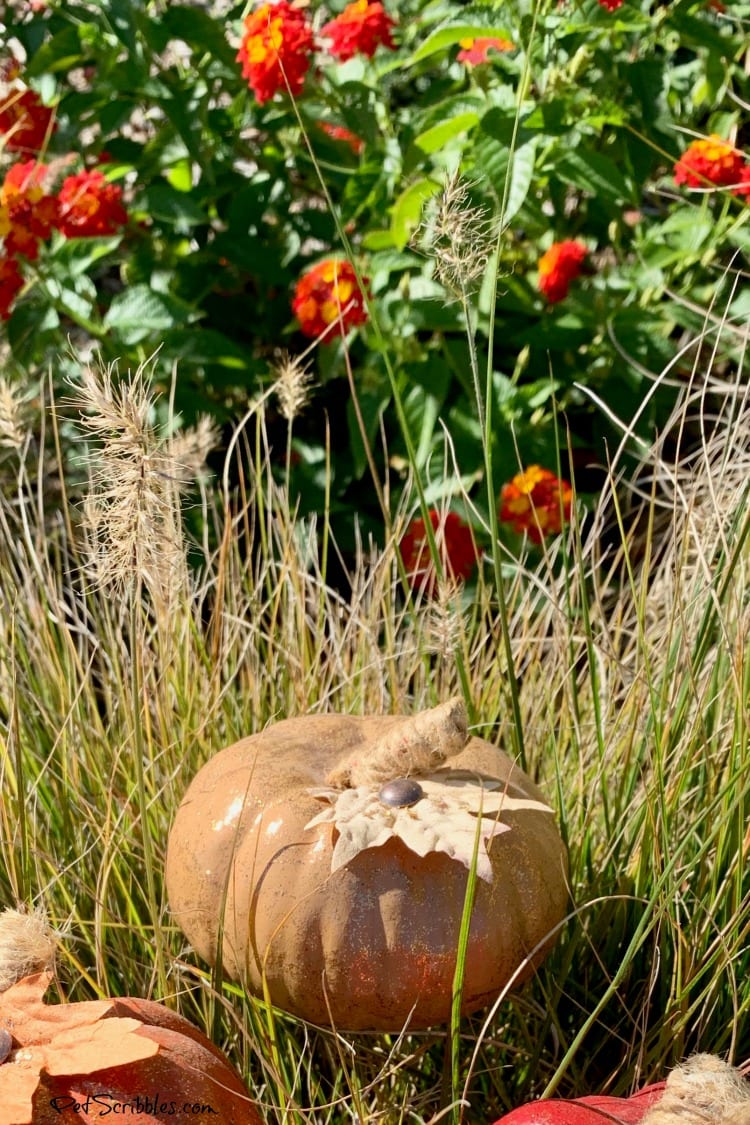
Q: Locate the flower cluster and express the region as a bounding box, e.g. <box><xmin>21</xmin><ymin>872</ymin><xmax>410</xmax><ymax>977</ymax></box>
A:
<box><xmin>236</xmin><ymin>1</ymin><xmax>314</xmax><ymax>105</ymax></box>
<box><xmin>0</xmin><ymin>160</ymin><xmax>128</xmax><ymax>319</ymax></box>
<box><xmin>597</xmin><ymin>0</ymin><xmax>623</xmax><ymax>10</ymax></box>
<box><xmin>537</xmin><ymin>240</ymin><xmax>587</xmax><ymax>303</ymax></box>
<box><xmin>0</xmin><ymin>85</ymin><xmax>56</xmax><ymax>154</ymax></box>
<box><xmin>236</xmin><ymin>0</ymin><xmax>397</xmax><ymax>105</ymax></box>
<box><xmin>321</xmin><ymin>1</ymin><xmax>396</xmax><ymax>62</ymax></box>
<box><xmin>292</xmin><ymin>258</ymin><xmax>369</xmax><ymax>340</ymax></box>
<box><xmin>673</xmin><ymin>135</ymin><xmax>750</xmax><ymax>197</ymax></box>
<box><xmin>457</xmin><ymin>37</ymin><xmax>514</xmax><ymax>65</ymax></box>
<box><xmin>57</xmin><ymin>169</ymin><xmax>128</xmax><ymax>237</ymax></box>
<box><xmin>399</xmin><ymin>510</ymin><xmax>479</xmax><ymax>594</ymax></box>
<box><xmin>499</xmin><ymin>466</ymin><xmax>573</xmax><ymax>544</ymax></box>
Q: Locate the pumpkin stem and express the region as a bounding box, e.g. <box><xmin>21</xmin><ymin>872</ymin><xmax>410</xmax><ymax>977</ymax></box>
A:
<box><xmin>326</xmin><ymin>697</ymin><xmax>469</xmax><ymax>788</ymax></box>
<box><xmin>0</xmin><ymin>908</ymin><xmax>57</xmax><ymax>992</ymax></box>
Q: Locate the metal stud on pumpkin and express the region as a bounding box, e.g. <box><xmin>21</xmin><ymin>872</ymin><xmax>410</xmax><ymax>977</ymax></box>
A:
<box><xmin>165</xmin><ymin>699</ymin><xmax>570</xmax><ymax>1031</ymax></box>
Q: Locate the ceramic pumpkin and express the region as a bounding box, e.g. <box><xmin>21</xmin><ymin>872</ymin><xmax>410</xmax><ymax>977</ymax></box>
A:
<box><xmin>490</xmin><ymin>1055</ymin><xmax>750</xmax><ymax>1125</ymax></box>
<box><xmin>490</xmin><ymin>1085</ymin><xmax>666</xmax><ymax>1125</ymax></box>
<box><xmin>166</xmin><ymin>699</ymin><xmax>569</xmax><ymax>1030</ymax></box>
<box><xmin>0</xmin><ymin>912</ymin><xmax>259</xmax><ymax>1124</ymax></box>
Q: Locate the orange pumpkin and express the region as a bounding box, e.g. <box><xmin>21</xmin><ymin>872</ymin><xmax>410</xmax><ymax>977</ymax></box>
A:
<box><xmin>166</xmin><ymin>700</ymin><xmax>569</xmax><ymax>1031</ymax></box>
<box><xmin>0</xmin><ymin>915</ymin><xmax>260</xmax><ymax>1124</ymax></box>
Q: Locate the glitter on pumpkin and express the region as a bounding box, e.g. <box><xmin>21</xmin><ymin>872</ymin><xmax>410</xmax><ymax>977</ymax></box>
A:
<box><xmin>0</xmin><ymin>255</ymin><xmax>24</xmax><ymax>319</ymax></box>
<box><xmin>236</xmin><ymin>1</ymin><xmax>314</xmax><ymax>105</ymax></box>
<box><xmin>57</xmin><ymin>170</ymin><xmax>128</xmax><ymax>238</ymax></box>
<box><xmin>673</xmin><ymin>135</ymin><xmax>746</xmax><ymax>190</ymax></box>
<box><xmin>399</xmin><ymin>510</ymin><xmax>479</xmax><ymax>595</ymax></box>
<box><xmin>0</xmin><ymin>88</ymin><xmax>56</xmax><ymax>153</ymax></box>
<box><xmin>456</xmin><ymin>37</ymin><xmax>514</xmax><ymax>65</ymax></box>
<box><xmin>321</xmin><ymin>0</ymin><xmax>397</xmax><ymax>62</ymax></box>
<box><xmin>0</xmin><ymin>160</ymin><xmax>59</xmax><ymax>260</ymax></box>
<box><xmin>499</xmin><ymin>466</ymin><xmax>573</xmax><ymax>545</ymax></box>
<box><xmin>537</xmin><ymin>240</ymin><xmax>587</xmax><ymax>303</ymax></box>
<box><xmin>292</xmin><ymin>258</ymin><xmax>369</xmax><ymax>340</ymax></box>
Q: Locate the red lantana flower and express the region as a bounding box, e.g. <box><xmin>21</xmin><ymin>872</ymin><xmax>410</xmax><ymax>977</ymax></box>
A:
<box><xmin>0</xmin><ymin>255</ymin><xmax>24</xmax><ymax>320</ymax></box>
<box><xmin>0</xmin><ymin>88</ymin><xmax>56</xmax><ymax>153</ymax></box>
<box><xmin>457</xmin><ymin>37</ymin><xmax>514</xmax><ymax>65</ymax></box>
<box><xmin>292</xmin><ymin>259</ymin><xmax>369</xmax><ymax>340</ymax></box>
<box><xmin>399</xmin><ymin>510</ymin><xmax>479</xmax><ymax>595</ymax></box>
<box><xmin>673</xmin><ymin>135</ymin><xmax>745</xmax><ymax>189</ymax></box>
<box><xmin>0</xmin><ymin>160</ymin><xmax>59</xmax><ymax>260</ymax></box>
<box><xmin>321</xmin><ymin>1</ymin><xmax>396</xmax><ymax>62</ymax></box>
<box><xmin>732</xmin><ymin>165</ymin><xmax>750</xmax><ymax>199</ymax></box>
<box><xmin>499</xmin><ymin>466</ymin><xmax>573</xmax><ymax>544</ymax></box>
<box><xmin>319</xmin><ymin>122</ymin><xmax>364</xmax><ymax>154</ymax></box>
<box><xmin>236</xmin><ymin>1</ymin><xmax>314</xmax><ymax>104</ymax></box>
<box><xmin>537</xmin><ymin>240</ymin><xmax>587</xmax><ymax>303</ymax></box>
<box><xmin>57</xmin><ymin>170</ymin><xmax>127</xmax><ymax>237</ymax></box>
<box><xmin>597</xmin><ymin>0</ymin><xmax>623</xmax><ymax>10</ymax></box>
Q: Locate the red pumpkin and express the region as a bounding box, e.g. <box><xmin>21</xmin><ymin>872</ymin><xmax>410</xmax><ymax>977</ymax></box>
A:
<box><xmin>490</xmin><ymin>1084</ymin><xmax>666</xmax><ymax>1124</ymax></box>
<box><xmin>0</xmin><ymin>971</ymin><xmax>261</xmax><ymax>1124</ymax></box>
<box><xmin>166</xmin><ymin>699</ymin><xmax>569</xmax><ymax>1031</ymax></box>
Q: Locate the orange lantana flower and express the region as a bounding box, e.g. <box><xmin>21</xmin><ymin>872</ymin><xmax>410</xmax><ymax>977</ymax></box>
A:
<box><xmin>399</xmin><ymin>510</ymin><xmax>479</xmax><ymax>595</ymax></box>
<box><xmin>236</xmin><ymin>1</ymin><xmax>314</xmax><ymax>105</ymax></box>
<box><xmin>537</xmin><ymin>240</ymin><xmax>587</xmax><ymax>304</ymax></box>
<box><xmin>0</xmin><ymin>87</ymin><xmax>56</xmax><ymax>153</ymax></box>
<box><xmin>0</xmin><ymin>160</ymin><xmax>59</xmax><ymax>260</ymax></box>
<box><xmin>57</xmin><ymin>170</ymin><xmax>128</xmax><ymax>238</ymax></box>
<box><xmin>673</xmin><ymin>135</ymin><xmax>746</xmax><ymax>189</ymax></box>
<box><xmin>499</xmin><ymin>466</ymin><xmax>573</xmax><ymax>544</ymax></box>
<box><xmin>321</xmin><ymin>0</ymin><xmax>396</xmax><ymax>62</ymax></box>
<box><xmin>292</xmin><ymin>259</ymin><xmax>369</xmax><ymax>340</ymax></box>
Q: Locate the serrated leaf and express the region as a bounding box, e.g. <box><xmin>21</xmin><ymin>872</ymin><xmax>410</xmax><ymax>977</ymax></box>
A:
<box><xmin>554</xmin><ymin>148</ymin><xmax>633</xmax><ymax>207</ymax></box>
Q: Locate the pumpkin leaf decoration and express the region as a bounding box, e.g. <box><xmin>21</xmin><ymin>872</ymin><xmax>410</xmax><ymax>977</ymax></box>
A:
<box><xmin>306</xmin><ymin>772</ymin><xmax>553</xmax><ymax>882</ymax></box>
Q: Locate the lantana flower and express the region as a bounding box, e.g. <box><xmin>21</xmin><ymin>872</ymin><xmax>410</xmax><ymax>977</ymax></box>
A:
<box><xmin>0</xmin><ymin>160</ymin><xmax>59</xmax><ymax>260</ymax></box>
<box><xmin>292</xmin><ymin>258</ymin><xmax>369</xmax><ymax>340</ymax></box>
<box><xmin>457</xmin><ymin>37</ymin><xmax>514</xmax><ymax>65</ymax></box>
<box><xmin>499</xmin><ymin>466</ymin><xmax>573</xmax><ymax>544</ymax></box>
<box><xmin>399</xmin><ymin>510</ymin><xmax>479</xmax><ymax>594</ymax></box>
<box><xmin>0</xmin><ymin>87</ymin><xmax>56</xmax><ymax>153</ymax></box>
<box><xmin>57</xmin><ymin>170</ymin><xmax>128</xmax><ymax>238</ymax></box>
<box><xmin>597</xmin><ymin>0</ymin><xmax>623</xmax><ymax>9</ymax></box>
<box><xmin>236</xmin><ymin>1</ymin><xmax>314</xmax><ymax>104</ymax></box>
<box><xmin>321</xmin><ymin>0</ymin><xmax>396</xmax><ymax>62</ymax></box>
<box><xmin>673</xmin><ymin>135</ymin><xmax>746</xmax><ymax>190</ymax></box>
<box><xmin>537</xmin><ymin>240</ymin><xmax>587</xmax><ymax>303</ymax></box>
<box><xmin>0</xmin><ymin>254</ymin><xmax>24</xmax><ymax>320</ymax></box>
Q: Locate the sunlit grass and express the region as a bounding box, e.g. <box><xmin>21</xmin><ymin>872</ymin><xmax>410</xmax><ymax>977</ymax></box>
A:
<box><xmin>0</xmin><ymin>327</ymin><xmax>747</xmax><ymax>1121</ymax></box>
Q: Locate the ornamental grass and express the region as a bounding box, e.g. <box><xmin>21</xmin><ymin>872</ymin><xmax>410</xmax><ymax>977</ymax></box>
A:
<box><xmin>0</xmin><ymin>326</ymin><xmax>746</xmax><ymax>1120</ymax></box>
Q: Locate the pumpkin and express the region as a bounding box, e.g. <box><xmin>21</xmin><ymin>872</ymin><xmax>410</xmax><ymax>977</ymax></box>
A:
<box><xmin>490</xmin><ymin>1055</ymin><xmax>750</xmax><ymax>1125</ymax></box>
<box><xmin>0</xmin><ymin>911</ymin><xmax>260</xmax><ymax>1125</ymax></box>
<box><xmin>490</xmin><ymin>1085</ymin><xmax>666</xmax><ymax>1125</ymax></box>
<box><xmin>166</xmin><ymin>699</ymin><xmax>569</xmax><ymax>1030</ymax></box>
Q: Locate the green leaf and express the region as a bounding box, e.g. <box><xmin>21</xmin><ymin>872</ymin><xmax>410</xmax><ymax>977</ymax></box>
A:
<box><xmin>103</xmin><ymin>285</ymin><xmax>190</xmax><ymax>345</ymax></box>
<box><xmin>413</xmin><ymin>112</ymin><xmax>480</xmax><ymax>155</ymax></box>
<box><xmin>140</xmin><ymin>183</ymin><xmax>206</xmax><ymax>228</ymax></box>
<box><xmin>554</xmin><ymin>148</ymin><xmax>634</xmax><ymax>207</ymax></box>
<box><xmin>160</xmin><ymin>6</ymin><xmax>238</xmax><ymax>66</ymax></box>
<box><xmin>24</xmin><ymin>27</ymin><xmax>86</xmax><ymax>75</ymax></box>
<box><xmin>389</xmin><ymin>178</ymin><xmax>441</xmax><ymax>251</ymax></box>
<box><xmin>409</xmin><ymin>24</ymin><xmax>513</xmax><ymax>65</ymax></box>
